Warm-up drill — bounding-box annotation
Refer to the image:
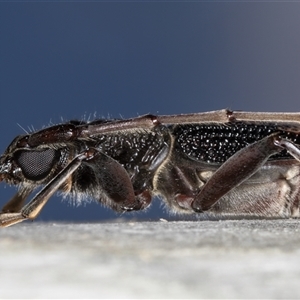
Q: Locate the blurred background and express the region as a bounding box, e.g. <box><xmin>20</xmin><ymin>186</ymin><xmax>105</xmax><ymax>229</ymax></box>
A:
<box><xmin>1</xmin><ymin>2</ymin><xmax>300</xmax><ymax>222</ymax></box>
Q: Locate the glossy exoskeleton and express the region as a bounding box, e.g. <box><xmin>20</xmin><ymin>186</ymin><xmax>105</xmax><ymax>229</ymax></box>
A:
<box><xmin>2</xmin><ymin>109</ymin><xmax>300</xmax><ymax>227</ymax></box>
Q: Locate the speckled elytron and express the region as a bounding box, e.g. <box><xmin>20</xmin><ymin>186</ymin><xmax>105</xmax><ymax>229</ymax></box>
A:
<box><xmin>1</xmin><ymin>109</ymin><xmax>300</xmax><ymax>227</ymax></box>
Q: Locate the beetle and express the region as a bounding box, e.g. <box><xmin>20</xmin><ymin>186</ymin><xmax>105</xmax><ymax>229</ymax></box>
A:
<box><xmin>1</xmin><ymin>109</ymin><xmax>300</xmax><ymax>227</ymax></box>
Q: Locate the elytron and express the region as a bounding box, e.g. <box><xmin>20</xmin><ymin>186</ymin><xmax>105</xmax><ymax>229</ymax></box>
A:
<box><xmin>1</xmin><ymin>109</ymin><xmax>300</xmax><ymax>227</ymax></box>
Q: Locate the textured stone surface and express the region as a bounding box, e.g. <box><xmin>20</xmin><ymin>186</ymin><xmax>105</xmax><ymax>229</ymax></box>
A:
<box><xmin>1</xmin><ymin>219</ymin><xmax>300</xmax><ymax>298</ymax></box>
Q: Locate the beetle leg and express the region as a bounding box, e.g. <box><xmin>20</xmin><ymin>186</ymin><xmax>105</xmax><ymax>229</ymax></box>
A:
<box><xmin>1</xmin><ymin>188</ymin><xmax>31</xmax><ymax>214</ymax></box>
<box><xmin>131</xmin><ymin>190</ymin><xmax>152</xmax><ymax>211</ymax></box>
<box><xmin>273</xmin><ymin>138</ymin><xmax>300</xmax><ymax>160</ymax></box>
<box><xmin>80</xmin><ymin>151</ymin><xmax>143</xmax><ymax>212</ymax></box>
<box><xmin>192</xmin><ymin>133</ymin><xmax>300</xmax><ymax>212</ymax></box>
<box><xmin>0</xmin><ymin>149</ymin><xmax>96</xmax><ymax>227</ymax></box>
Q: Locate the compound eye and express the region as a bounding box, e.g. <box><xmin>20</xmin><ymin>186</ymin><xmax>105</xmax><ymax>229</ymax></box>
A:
<box><xmin>14</xmin><ymin>148</ymin><xmax>59</xmax><ymax>181</ymax></box>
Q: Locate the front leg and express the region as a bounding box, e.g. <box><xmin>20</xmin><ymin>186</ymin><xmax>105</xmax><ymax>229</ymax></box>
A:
<box><xmin>192</xmin><ymin>134</ymin><xmax>300</xmax><ymax>212</ymax></box>
<box><xmin>1</xmin><ymin>188</ymin><xmax>31</xmax><ymax>214</ymax></box>
<box><xmin>0</xmin><ymin>149</ymin><xmax>99</xmax><ymax>227</ymax></box>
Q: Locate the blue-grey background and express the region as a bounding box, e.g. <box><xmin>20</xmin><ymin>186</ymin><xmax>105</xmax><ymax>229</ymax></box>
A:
<box><xmin>1</xmin><ymin>2</ymin><xmax>300</xmax><ymax>222</ymax></box>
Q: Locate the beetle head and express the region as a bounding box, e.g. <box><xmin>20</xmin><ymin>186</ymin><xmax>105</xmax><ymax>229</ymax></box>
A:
<box><xmin>0</xmin><ymin>134</ymin><xmax>61</xmax><ymax>186</ymax></box>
